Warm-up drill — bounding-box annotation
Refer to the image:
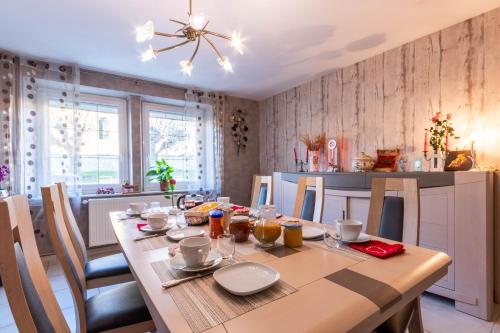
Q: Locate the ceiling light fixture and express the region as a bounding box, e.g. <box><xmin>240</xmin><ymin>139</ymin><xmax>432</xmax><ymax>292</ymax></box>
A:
<box><xmin>136</xmin><ymin>0</ymin><xmax>245</xmax><ymax>75</ymax></box>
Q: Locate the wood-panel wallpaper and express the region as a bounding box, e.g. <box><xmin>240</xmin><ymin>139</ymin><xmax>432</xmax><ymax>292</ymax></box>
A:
<box><xmin>259</xmin><ymin>7</ymin><xmax>500</xmax><ymax>174</ymax></box>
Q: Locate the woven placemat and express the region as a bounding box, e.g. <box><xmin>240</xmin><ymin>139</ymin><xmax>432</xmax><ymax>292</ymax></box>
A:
<box><xmin>151</xmin><ymin>259</ymin><xmax>297</xmax><ymax>333</ymax></box>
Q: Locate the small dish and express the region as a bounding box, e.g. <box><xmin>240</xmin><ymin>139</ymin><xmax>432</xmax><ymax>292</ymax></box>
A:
<box><xmin>213</xmin><ymin>262</ymin><xmax>280</xmax><ymax>296</ymax></box>
<box><xmin>170</xmin><ymin>250</ymin><xmax>222</xmax><ymax>272</ymax></box>
<box><xmin>166</xmin><ymin>227</ymin><xmax>205</xmax><ymax>241</ymax></box>
<box><xmin>302</xmin><ymin>226</ymin><xmax>324</xmax><ymax>240</ymax></box>
<box><xmin>334</xmin><ymin>232</ymin><xmax>371</xmax><ymax>243</ymax></box>
<box><xmin>140</xmin><ymin>223</ymin><xmax>174</xmax><ymax>233</ymax></box>
<box><xmin>126</xmin><ymin>208</ymin><xmax>141</xmax><ymax>216</ymax></box>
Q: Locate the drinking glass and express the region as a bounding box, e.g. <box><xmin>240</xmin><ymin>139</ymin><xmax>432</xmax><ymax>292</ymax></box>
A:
<box><xmin>217</xmin><ymin>234</ymin><xmax>235</xmax><ymax>260</ymax></box>
<box><xmin>323</xmin><ymin>220</ymin><xmax>339</xmax><ymax>248</ymax></box>
<box><xmin>173</xmin><ymin>210</ymin><xmax>186</xmax><ymax>229</ymax></box>
<box><xmin>150</xmin><ymin>202</ymin><xmax>160</xmax><ymax>212</ymax></box>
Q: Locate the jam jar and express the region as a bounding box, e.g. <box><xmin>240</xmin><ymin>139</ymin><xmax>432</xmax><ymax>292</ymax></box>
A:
<box><xmin>282</xmin><ymin>220</ymin><xmax>303</xmax><ymax>248</ymax></box>
<box><xmin>209</xmin><ymin>210</ymin><xmax>224</xmax><ymax>239</ymax></box>
<box><xmin>229</xmin><ymin>215</ymin><xmax>251</xmax><ymax>242</ymax></box>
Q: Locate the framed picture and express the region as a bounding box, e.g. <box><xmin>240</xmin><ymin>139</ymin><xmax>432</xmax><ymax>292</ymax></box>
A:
<box><xmin>444</xmin><ymin>150</ymin><xmax>473</xmax><ymax>171</ymax></box>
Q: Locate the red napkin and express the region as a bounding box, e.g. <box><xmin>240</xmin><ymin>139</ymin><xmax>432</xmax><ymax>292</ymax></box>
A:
<box><xmin>231</xmin><ymin>205</ymin><xmax>245</xmax><ymax>210</ymax></box>
<box><xmin>349</xmin><ymin>240</ymin><xmax>405</xmax><ymax>259</ymax></box>
<box><xmin>137</xmin><ymin>223</ymin><xmax>147</xmax><ymax>232</ymax></box>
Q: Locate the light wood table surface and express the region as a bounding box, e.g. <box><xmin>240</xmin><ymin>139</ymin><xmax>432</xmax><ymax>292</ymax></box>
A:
<box><xmin>110</xmin><ymin>213</ymin><xmax>451</xmax><ymax>333</ymax></box>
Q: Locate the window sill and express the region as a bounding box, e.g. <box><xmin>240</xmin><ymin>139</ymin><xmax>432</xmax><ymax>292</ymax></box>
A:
<box><xmin>81</xmin><ymin>190</ymin><xmax>189</xmax><ymax>200</ymax></box>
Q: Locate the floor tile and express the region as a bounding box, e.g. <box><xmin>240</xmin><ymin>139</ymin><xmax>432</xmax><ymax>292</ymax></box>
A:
<box><xmin>62</xmin><ymin>307</ymin><xmax>76</xmax><ymax>333</ymax></box>
<box><xmin>54</xmin><ymin>288</ymin><xmax>74</xmax><ymax>310</ymax></box>
<box><xmin>46</xmin><ymin>262</ymin><xmax>65</xmax><ymax>277</ymax></box>
<box><xmin>0</xmin><ymin>288</ymin><xmax>7</xmax><ymax>306</ymax></box>
<box><xmin>49</xmin><ymin>274</ymin><xmax>70</xmax><ymax>291</ymax></box>
<box><xmin>0</xmin><ymin>325</ymin><xmax>18</xmax><ymax>333</ymax></box>
<box><xmin>86</xmin><ymin>288</ymin><xmax>99</xmax><ymax>299</ymax></box>
<box><xmin>0</xmin><ymin>303</ymin><xmax>15</xmax><ymax>328</ymax></box>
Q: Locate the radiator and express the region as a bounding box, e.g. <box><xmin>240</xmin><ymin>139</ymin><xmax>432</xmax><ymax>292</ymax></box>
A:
<box><xmin>88</xmin><ymin>194</ymin><xmax>174</xmax><ymax>247</ymax></box>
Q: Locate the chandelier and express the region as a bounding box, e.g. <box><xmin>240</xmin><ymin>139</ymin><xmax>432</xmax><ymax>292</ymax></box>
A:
<box><xmin>136</xmin><ymin>0</ymin><xmax>245</xmax><ymax>76</ymax></box>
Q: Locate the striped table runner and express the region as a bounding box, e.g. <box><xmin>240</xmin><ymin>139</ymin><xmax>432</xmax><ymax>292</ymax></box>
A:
<box><xmin>151</xmin><ymin>259</ymin><xmax>297</xmax><ymax>333</ymax></box>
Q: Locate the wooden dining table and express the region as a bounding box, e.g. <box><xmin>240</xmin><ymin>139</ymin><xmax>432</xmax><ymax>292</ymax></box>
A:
<box><xmin>110</xmin><ymin>212</ymin><xmax>451</xmax><ymax>333</ymax></box>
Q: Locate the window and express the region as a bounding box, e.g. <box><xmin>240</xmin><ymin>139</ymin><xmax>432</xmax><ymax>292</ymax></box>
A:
<box><xmin>47</xmin><ymin>93</ymin><xmax>128</xmax><ymax>193</ymax></box>
<box><xmin>142</xmin><ymin>102</ymin><xmax>214</xmax><ymax>191</ymax></box>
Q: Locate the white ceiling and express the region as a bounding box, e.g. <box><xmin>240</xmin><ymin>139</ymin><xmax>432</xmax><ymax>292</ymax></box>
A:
<box><xmin>2</xmin><ymin>0</ymin><xmax>500</xmax><ymax>100</ymax></box>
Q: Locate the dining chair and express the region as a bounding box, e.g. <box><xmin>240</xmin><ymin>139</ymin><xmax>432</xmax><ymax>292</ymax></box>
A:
<box><xmin>56</xmin><ymin>182</ymin><xmax>133</xmax><ymax>289</ymax></box>
<box><xmin>366</xmin><ymin>177</ymin><xmax>423</xmax><ymax>333</ymax></box>
<box><xmin>0</xmin><ymin>195</ymin><xmax>71</xmax><ymax>332</ymax></box>
<box><xmin>250</xmin><ymin>175</ymin><xmax>272</xmax><ymax>207</ymax></box>
<box><xmin>293</xmin><ymin>176</ymin><xmax>325</xmax><ymax>223</ymax></box>
<box><xmin>42</xmin><ymin>185</ymin><xmax>156</xmax><ymax>333</ymax></box>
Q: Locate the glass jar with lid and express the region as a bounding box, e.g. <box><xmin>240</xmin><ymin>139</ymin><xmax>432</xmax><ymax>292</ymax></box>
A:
<box><xmin>252</xmin><ymin>205</ymin><xmax>281</xmax><ymax>248</ymax></box>
<box><xmin>229</xmin><ymin>215</ymin><xmax>251</xmax><ymax>242</ymax></box>
<box><xmin>209</xmin><ymin>210</ymin><xmax>224</xmax><ymax>239</ymax></box>
<box><xmin>282</xmin><ymin>220</ymin><xmax>303</xmax><ymax>248</ymax></box>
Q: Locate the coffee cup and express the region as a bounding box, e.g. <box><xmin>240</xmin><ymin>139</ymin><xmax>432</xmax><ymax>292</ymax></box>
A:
<box><xmin>179</xmin><ymin>237</ymin><xmax>211</xmax><ymax>268</ymax></box>
<box><xmin>336</xmin><ymin>219</ymin><xmax>363</xmax><ymax>241</ymax></box>
<box><xmin>129</xmin><ymin>202</ymin><xmax>147</xmax><ymax>214</ymax></box>
<box><xmin>147</xmin><ymin>212</ymin><xmax>167</xmax><ymax>230</ymax></box>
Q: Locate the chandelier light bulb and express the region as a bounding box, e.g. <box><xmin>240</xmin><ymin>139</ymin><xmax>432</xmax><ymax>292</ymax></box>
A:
<box><xmin>136</xmin><ymin>20</ymin><xmax>155</xmax><ymax>43</ymax></box>
<box><xmin>189</xmin><ymin>14</ymin><xmax>206</xmax><ymax>30</ymax></box>
<box><xmin>180</xmin><ymin>60</ymin><xmax>193</xmax><ymax>76</ymax></box>
<box><xmin>140</xmin><ymin>45</ymin><xmax>157</xmax><ymax>62</ymax></box>
<box><xmin>231</xmin><ymin>31</ymin><xmax>244</xmax><ymax>55</ymax></box>
<box><xmin>218</xmin><ymin>56</ymin><xmax>233</xmax><ymax>73</ymax></box>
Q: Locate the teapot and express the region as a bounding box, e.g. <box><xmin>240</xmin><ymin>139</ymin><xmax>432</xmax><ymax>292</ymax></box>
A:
<box><xmin>177</xmin><ymin>193</ymin><xmax>205</xmax><ymax>210</ymax></box>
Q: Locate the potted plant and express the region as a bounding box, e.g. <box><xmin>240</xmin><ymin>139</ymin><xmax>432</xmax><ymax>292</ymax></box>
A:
<box><xmin>146</xmin><ymin>159</ymin><xmax>174</xmax><ymax>191</ymax></box>
<box><xmin>0</xmin><ymin>164</ymin><xmax>10</xmax><ymax>198</ymax></box>
<box><xmin>300</xmin><ymin>133</ymin><xmax>326</xmax><ymax>172</ymax></box>
<box><xmin>424</xmin><ymin>112</ymin><xmax>459</xmax><ymax>171</ymax></box>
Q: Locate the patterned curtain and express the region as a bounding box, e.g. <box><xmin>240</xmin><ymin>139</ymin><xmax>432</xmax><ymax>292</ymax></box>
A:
<box><xmin>19</xmin><ymin>58</ymin><xmax>81</xmax><ymax>199</ymax></box>
<box><xmin>185</xmin><ymin>89</ymin><xmax>225</xmax><ymax>197</ymax></box>
<box><xmin>0</xmin><ymin>52</ymin><xmax>16</xmax><ymax>193</ymax></box>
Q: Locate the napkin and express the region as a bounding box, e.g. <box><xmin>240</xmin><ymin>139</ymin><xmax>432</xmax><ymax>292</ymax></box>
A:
<box><xmin>349</xmin><ymin>240</ymin><xmax>405</xmax><ymax>259</ymax></box>
<box><xmin>137</xmin><ymin>223</ymin><xmax>147</xmax><ymax>232</ymax></box>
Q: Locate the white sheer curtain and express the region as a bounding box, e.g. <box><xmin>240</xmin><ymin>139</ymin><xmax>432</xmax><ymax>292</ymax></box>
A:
<box><xmin>19</xmin><ymin>58</ymin><xmax>81</xmax><ymax>199</ymax></box>
<box><xmin>185</xmin><ymin>89</ymin><xmax>225</xmax><ymax>197</ymax></box>
<box><xmin>0</xmin><ymin>51</ymin><xmax>16</xmax><ymax>193</ymax></box>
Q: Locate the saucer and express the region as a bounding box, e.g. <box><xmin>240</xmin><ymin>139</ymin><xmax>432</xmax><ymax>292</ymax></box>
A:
<box><xmin>166</xmin><ymin>227</ymin><xmax>205</xmax><ymax>241</ymax></box>
<box><xmin>140</xmin><ymin>223</ymin><xmax>174</xmax><ymax>233</ymax></box>
<box><xmin>334</xmin><ymin>232</ymin><xmax>371</xmax><ymax>243</ymax></box>
<box><xmin>170</xmin><ymin>250</ymin><xmax>222</xmax><ymax>272</ymax></box>
<box><xmin>126</xmin><ymin>208</ymin><xmax>141</xmax><ymax>216</ymax></box>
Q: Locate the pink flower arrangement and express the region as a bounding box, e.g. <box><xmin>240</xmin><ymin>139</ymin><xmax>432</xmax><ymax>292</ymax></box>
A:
<box><xmin>0</xmin><ymin>164</ymin><xmax>10</xmax><ymax>187</ymax></box>
<box><xmin>425</xmin><ymin>112</ymin><xmax>459</xmax><ymax>153</ymax></box>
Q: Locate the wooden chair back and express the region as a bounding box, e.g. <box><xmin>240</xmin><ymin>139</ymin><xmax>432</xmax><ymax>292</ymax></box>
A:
<box><xmin>42</xmin><ymin>185</ymin><xmax>87</xmax><ymax>333</ymax></box>
<box><xmin>250</xmin><ymin>175</ymin><xmax>272</xmax><ymax>207</ymax></box>
<box><xmin>293</xmin><ymin>176</ymin><xmax>325</xmax><ymax>223</ymax></box>
<box><xmin>0</xmin><ymin>196</ymin><xmax>70</xmax><ymax>333</ymax></box>
<box><xmin>366</xmin><ymin>178</ymin><xmax>420</xmax><ymax>245</ymax></box>
<box><xmin>56</xmin><ymin>182</ymin><xmax>88</xmax><ymax>267</ymax></box>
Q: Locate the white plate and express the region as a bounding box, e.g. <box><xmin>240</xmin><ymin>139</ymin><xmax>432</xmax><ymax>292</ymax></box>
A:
<box><xmin>170</xmin><ymin>251</ymin><xmax>222</xmax><ymax>272</ymax></box>
<box><xmin>126</xmin><ymin>208</ymin><xmax>141</xmax><ymax>216</ymax></box>
<box><xmin>166</xmin><ymin>227</ymin><xmax>205</xmax><ymax>241</ymax></box>
<box><xmin>334</xmin><ymin>232</ymin><xmax>371</xmax><ymax>243</ymax></box>
<box><xmin>302</xmin><ymin>226</ymin><xmax>324</xmax><ymax>240</ymax></box>
<box><xmin>140</xmin><ymin>223</ymin><xmax>174</xmax><ymax>233</ymax></box>
<box><xmin>213</xmin><ymin>262</ymin><xmax>280</xmax><ymax>296</ymax></box>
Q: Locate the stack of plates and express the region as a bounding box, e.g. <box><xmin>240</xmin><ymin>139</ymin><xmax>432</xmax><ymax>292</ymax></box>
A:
<box><xmin>302</xmin><ymin>226</ymin><xmax>324</xmax><ymax>241</ymax></box>
<box><xmin>166</xmin><ymin>227</ymin><xmax>205</xmax><ymax>241</ymax></box>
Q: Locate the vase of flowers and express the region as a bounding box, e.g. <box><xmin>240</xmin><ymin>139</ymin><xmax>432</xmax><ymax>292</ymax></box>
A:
<box><xmin>0</xmin><ymin>164</ymin><xmax>10</xmax><ymax>198</ymax></box>
<box><xmin>300</xmin><ymin>133</ymin><xmax>326</xmax><ymax>172</ymax></box>
<box><xmin>424</xmin><ymin>112</ymin><xmax>459</xmax><ymax>172</ymax></box>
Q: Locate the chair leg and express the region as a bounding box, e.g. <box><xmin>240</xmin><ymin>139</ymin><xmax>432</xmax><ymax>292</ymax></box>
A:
<box><xmin>407</xmin><ymin>297</ymin><xmax>424</xmax><ymax>333</ymax></box>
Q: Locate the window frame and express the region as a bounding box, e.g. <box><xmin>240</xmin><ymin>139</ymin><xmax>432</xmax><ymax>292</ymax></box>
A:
<box><xmin>75</xmin><ymin>93</ymin><xmax>129</xmax><ymax>194</ymax></box>
<box><xmin>142</xmin><ymin>101</ymin><xmax>210</xmax><ymax>192</ymax></box>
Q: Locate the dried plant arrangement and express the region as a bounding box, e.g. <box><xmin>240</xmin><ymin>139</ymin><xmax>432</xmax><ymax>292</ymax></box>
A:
<box><xmin>300</xmin><ymin>133</ymin><xmax>327</xmax><ymax>151</ymax></box>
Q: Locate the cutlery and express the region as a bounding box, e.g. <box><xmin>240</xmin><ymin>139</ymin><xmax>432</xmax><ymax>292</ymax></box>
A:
<box><xmin>134</xmin><ymin>233</ymin><xmax>166</xmax><ymax>242</ymax></box>
<box><xmin>161</xmin><ymin>271</ymin><xmax>214</xmax><ymax>289</ymax></box>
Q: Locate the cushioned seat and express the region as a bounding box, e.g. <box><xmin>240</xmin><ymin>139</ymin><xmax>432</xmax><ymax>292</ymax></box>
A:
<box><xmin>86</xmin><ymin>281</ymin><xmax>152</xmax><ymax>333</ymax></box>
<box><xmin>299</xmin><ymin>189</ymin><xmax>316</xmax><ymax>221</ymax></box>
<box><xmin>84</xmin><ymin>253</ymin><xmax>131</xmax><ymax>281</ymax></box>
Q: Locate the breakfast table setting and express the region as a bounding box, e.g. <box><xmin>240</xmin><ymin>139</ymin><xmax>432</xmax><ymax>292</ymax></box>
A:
<box><xmin>110</xmin><ymin>199</ymin><xmax>451</xmax><ymax>333</ymax></box>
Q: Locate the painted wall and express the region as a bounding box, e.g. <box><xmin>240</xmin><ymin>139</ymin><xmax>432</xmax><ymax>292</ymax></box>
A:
<box><xmin>223</xmin><ymin>96</ymin><xmax>260</xmax><ymax>206</ymax></box>
<box><xmin>259</xmin><ymin>7</ymin><xmax>500</xmax><ymax>174</ymax></box>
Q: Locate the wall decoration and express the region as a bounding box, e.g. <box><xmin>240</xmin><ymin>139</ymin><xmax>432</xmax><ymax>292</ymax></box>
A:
<box><xmin>373</xmin><ymin>149</ymin><xmax>400</xmax><ymax>172</ymax></box>
<box><xmin>231</xmin><ymin>108</ymin><xmax>248</xmax><ymax>155</ymax></box>
<box><xmin>444</xmin><ymin>150</ymin><xmax>473</xmax><ymax>171</ymax></box>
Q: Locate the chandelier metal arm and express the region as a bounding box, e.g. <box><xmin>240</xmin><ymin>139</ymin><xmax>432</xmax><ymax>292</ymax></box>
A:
<box><xmin>189</xmin><ymin>36</ymin><xmax>201</xmax><ymax>63</ymax></box>
<box><xmin>170</xmin><ymin>19</ymin><xmax>188</xmax><ymax>26</ymax></box>
<box><xmin>189</xmin><ymin>0</ymin><xmax>192</xmax><ymax>16</ymax></box>
<box><xmin>155</xmin><ymin>32</ymin><xmax>185</xmax><ymax>38</ymax></box>
<box><xmin>201</xmin><ymin>33</ymin><xmax>224</xmax><ymax>60</ymax></box>
<box><xmin>203</xmin><ymin>30</ymin><xmax>231</xmax><ymax>41</ymax></box>
<box><xmin>155</xmin><ymin>39</ymin><xmax>191</xmax><ymax>53</ymax></box>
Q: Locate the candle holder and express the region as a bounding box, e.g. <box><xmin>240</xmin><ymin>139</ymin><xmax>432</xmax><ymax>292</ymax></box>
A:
<box><xmin>423</xmin><ymin>150</ymin><xmax>445</xmax><ymax>172</ymax></box>
<box><xmin>296</xmin><ymin>160</ymin><xmax>306</xmax><ymax>173</ymax></box>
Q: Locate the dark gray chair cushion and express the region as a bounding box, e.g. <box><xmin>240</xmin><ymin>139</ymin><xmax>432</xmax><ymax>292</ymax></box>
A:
<box><xmin>378</xmin><ymin>196</ymin><xmax>404</xmax><ymax>242</ymax></box>
<box><xmin>300</xmin><ymin>190</ymin><xmax>316</xmax><ymax>221</ymax></box>
<box><xmin>85</xmin><ymin>253</ymin><xmax>131</xmax><ymax>281</ymax></box>
<box><xmin>86</xmin><ymin>281</ymin><xmax>152</xmax><ymax>333</ymax></box>
<box><xmin>14</xmin><ymin>243</ymin><xmax>56</xmax><ymax>333</ymax></box>
<box><xmin>257</xmin><ymin>184</ymin><xmax>268</xmax><ymax>207</ymax></box>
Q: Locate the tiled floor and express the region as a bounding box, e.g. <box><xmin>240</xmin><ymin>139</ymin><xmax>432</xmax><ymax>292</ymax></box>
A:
<box><xmin>0</xmin><ymin>255</ymin><xmax>499</xmax><ymax>333</ymax></box>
